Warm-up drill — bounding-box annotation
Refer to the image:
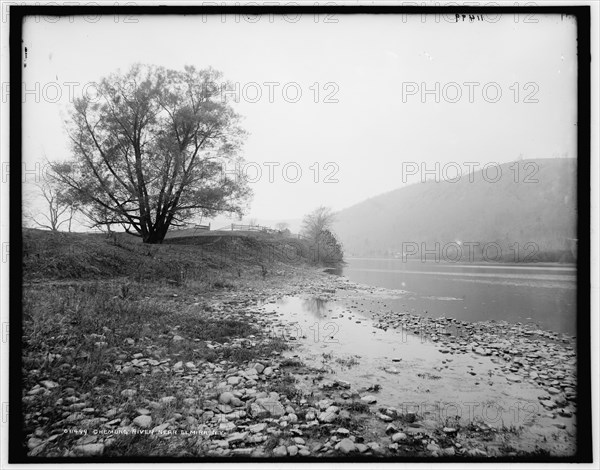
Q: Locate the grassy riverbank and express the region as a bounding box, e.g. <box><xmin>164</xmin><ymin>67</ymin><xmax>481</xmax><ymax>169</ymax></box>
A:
<box><xmin>18</xmin><ymin>229</ymin><xmax>576</xmax><ymax>460</ymax></box>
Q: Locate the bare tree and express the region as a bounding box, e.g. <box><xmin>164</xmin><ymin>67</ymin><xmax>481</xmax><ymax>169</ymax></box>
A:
<box><xmin>301</xmin><ymin>206</ymin><xmax>336</xmax><ymax>242</ymax></box>
<box><xmin>275</xmin><ymin>222</ymin><xmax>290</xmax><ymax>231</ymax></box>
<box><xmin>26</xmin><ymin>178</ymin><xmax>78</xmax><ymax>232</ymax></box>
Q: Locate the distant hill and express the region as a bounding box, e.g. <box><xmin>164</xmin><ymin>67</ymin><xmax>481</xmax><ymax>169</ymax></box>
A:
<box><xmin>333</xmin><ymin>159</ymin><xmax>577</xmax><ymax>262</ymax></box>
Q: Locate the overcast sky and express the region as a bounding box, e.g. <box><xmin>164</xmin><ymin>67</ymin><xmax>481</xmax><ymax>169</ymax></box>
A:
<box><xmin>21</xmin><ymin>12</ymin><xmax>577</xmax><ymax>228</ymax></box>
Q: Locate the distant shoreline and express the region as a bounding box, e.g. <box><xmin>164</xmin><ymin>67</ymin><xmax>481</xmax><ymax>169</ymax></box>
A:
<box><xmin>343</xmin><ymin>258</ymin><xmax>577</xmax><ymax>268</ymax></box>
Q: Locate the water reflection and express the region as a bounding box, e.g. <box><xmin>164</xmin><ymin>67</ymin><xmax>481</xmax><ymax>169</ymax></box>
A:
<box><xmin>301</xmin><ymin>297</ymin><xmax>329</xmax><ymax>318</ymax></box>
<box><xmin>264</xmin><ymin>295</ymin><xmax>566</xmax><ymax>430</ymax></box>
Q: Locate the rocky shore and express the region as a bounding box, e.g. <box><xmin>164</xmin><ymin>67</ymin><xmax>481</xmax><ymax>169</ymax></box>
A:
<box><xmin>22</xmin><ymin>264</ymin><xmax>577</xmax><ymax>459</ymax></box>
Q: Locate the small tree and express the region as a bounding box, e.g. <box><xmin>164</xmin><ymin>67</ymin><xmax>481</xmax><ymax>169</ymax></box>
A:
<box><xmin>301</xmin><ymin>206</ymin><xmax>343</xmax><ymax>264</ymax></box>
<box><xmin>301</xmin><ymin>206</ymin><xmax>335</xmax><ymax>242</ymax></box>
<box><xmin>316</xmin><ymin>228</ymin><xmax>344</xmax><ymax>263</ymax></box>
<box><xmin>26</xmin><ymin>176</ymin><xmax>78</xmax><ymax>232</ymax></box>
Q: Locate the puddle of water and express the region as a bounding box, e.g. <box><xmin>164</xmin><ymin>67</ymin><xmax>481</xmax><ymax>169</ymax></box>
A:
<box><xmin>260</xmin><ymin>295</ymin><xmax>576</xmax><ymax>437</ymax></box>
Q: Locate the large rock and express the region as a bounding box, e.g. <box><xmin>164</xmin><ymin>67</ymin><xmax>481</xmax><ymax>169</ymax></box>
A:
<box><xmin>318</xmin><ymin>411</ymin><xmax>337</xmax><ymax>423</ymax></box>
<box><xmin>317</xmin><ymin>398</ymin><xmax>334</xmax><ymax>410</ymax></box>
<box><xmin>272</xmin><ymin>445</ymin><xmax>287</xmax><ymax>457</ymax></box>
<box><xmin>338</xmin><ymin>438</ymin><xmax>356</xmax><ymax>454</ymax></box>
<box><xmin>133</xmin><ymin>415</ymin><xmax>152</xmax><ymax>429</ymax></box>
<box><xmin>392</xmin><ymin>432</ymin><xmax>407</xmax><ymax>442</ymax></box>
<box><xmin>360</xmin><ymin>395</ymin><xmax>377</xmax><ymax>404</ymax></box>
<box><xmin>74</xmin><ymin>443</ymin><xmax>105</xmax><ymax>456</ymax></box>
<box><xmin>377</xmin><ymin>412</ymin><xmax>393</xmax><ymax>422</ymax></box>
<box><xmin>250</xmin><ymin>403</ymin><xmax>270</xmax><ymax>419</ymax></box>
<box><xmin>367</xmin><ymin>442</ymin><xmax>382</xmax><ymax>453</ymax></box>
<box><xmin>219</xmin><ymin>421</ymin><xmax>236</xmax><ymax>432</ymax></box>
<box><xmin>256</xmin><ymin>398</ymin><xmax>285</xmax><ymax>417</ymax></box>
<box><xmin>385</xmin><ymin>423</ymin><xmax>398</xmax><ymax>435</ymax></box>
<box><xmin>226</xmin><ymin>432</ymin><xmax>248</xmax><ymax>444</ymax></box>
<box><xmin>219</xmin><ymin>392</ymin><xmax>236</xmax><ymax>405</ymax></box>
<box><xmin>27</xmin><ymin>437</ymin><xmax>45</xmax><ymax>450</ymax></box>
<box><xmin>40</xmin><ymin>380</ymin><xmax>59</xmax><ymax>389</ymax></box>
<box><xmin>160</xmin><ymin>396</ymin><xmax>177</xmax><ymax>405</ymax></box>
<box><xmin>249</xmin><ymin>423</ymin><xmax>267</xmax><ymax>433</ymax></box>
<box><xmin>540</xmin><ymin>399</ymin><xmax>556</xmax><ymax>409</ymax></box>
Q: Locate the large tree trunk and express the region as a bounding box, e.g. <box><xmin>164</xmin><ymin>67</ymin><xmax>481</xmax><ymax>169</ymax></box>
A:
<box><xmin>142</xmin><ymin>225</ymin><xmax>169</xmax><ymax>244</ymax></box>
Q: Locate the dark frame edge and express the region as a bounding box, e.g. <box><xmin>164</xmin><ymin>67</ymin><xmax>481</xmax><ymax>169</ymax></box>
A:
<box><xmin>8</xmin><ymin>4</ymin><xmax>25</xmax><ymax>465</ymax></box>
<box><xmin>575</xmin><ymin>4</ymin><xmax>593</xmax><ymax>465</ymax></box>
<box><xmin>6</xmin><ymin>3</ymin><xmax>594</xmax><ymax>465</ymax></box>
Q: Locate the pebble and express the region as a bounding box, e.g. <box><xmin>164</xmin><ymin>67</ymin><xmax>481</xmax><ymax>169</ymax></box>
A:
<box><xmin>540</xmin><ymin>400</ymin><xmax>556</xmax><ymax>409</ymax></box>
<box><xmin>133</xmin><ymin>415</ymin><xmax>152</xmax><ymax>429</ymax></box>
<box><xmin>385</xmin><ymin>424</ymin><xmax>398</xmax><ymax>434</ymax></box>
<box><xmin>272</xmin><ymin>445</ymin><xmax>287</xmax><ymax>457</ymax></box>
<box><xmin>360</xmin><ymin>395</ymin><xmax>377</xmax><ymax>404</ymax></box>
<box><xmin>249</xmin><ymin>423</ymin><xmax>267</xmax><ymax>433</ymax></box>
<box><xmin>377</xmin><ymin>412</ymin><xmax>393</xmax><ymax>422</ymax></box>
<box><xmin>219</xmin><ymin>422</ymin><xmax>236</xmax><ymax>432</ymax></box>
<box><xmin>40</xmin><ymin>380</ymin><xmax>59</xmax><ymax>389</ymax></box>
<box><xmin>427</xmin><ymin>443</ymin><xmax>440</xmax><ymax>453</ymax></box>
<box><xmin>28</xmin><ymin>437</ymin><xmax>45</xmax><ymax>450</ymax></box>
<box><xmin>226</xmin><ymin>432</ymin><xmax>248</xmax><ymax>444</ymax></box>
<box><xmin>218</xmin><ymin>392</ymin><xmax>234</xmax><ymax>405</ymax></box>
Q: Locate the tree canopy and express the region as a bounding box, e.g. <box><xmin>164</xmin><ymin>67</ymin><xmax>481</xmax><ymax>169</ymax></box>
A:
<box><xmin>52</xmin><ymin>64</ymin><xmax>252</xmax><ymax>243</ymax></box>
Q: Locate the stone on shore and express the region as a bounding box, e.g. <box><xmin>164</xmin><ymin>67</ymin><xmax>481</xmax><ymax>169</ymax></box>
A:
<box><xmin>338</xmin><ymin>438</ymin><xmax>356</xmax><ymax>453</ymax></box>
<box><xmin>133</xmin><ymin>415</ymin><xmax>152</xmax><ymax>428</ymax></box>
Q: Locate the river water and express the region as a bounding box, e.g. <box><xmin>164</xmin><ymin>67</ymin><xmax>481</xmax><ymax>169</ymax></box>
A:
<box><xmin>340</xmin><ymin>258</ymin><xmax>577</xmax><ymax>335</ymax></box>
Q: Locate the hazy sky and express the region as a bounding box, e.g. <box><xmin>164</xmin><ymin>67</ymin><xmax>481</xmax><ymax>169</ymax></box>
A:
<box><xmin>21</xmin><ymin>12</ymin><xmax>578</xmax><ymax>226</ymax></box>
